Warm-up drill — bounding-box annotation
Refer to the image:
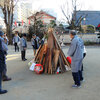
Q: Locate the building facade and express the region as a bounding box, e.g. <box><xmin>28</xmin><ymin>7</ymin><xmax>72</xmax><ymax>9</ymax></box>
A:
<box><xmin>76</xmin><ymin>11</ymin><xmax>100</xmax><ymax>27</ymax></box>
<box><xmin>14</xmin><ymin>2</ymin><xmax>32</xmax><ymax>24</ymax></box>
<box><xmin>28</xmin><ymin>11</ymin><xmax>56</xmax><ymax>25</ymax></box>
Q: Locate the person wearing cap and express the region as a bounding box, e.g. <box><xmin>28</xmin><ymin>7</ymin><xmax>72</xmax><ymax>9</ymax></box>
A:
<box><xmin>13</xmin><ymin>31</ymin><xmax>20</xmax><ymax>52</ymax></box>
<box><xmin>31</xmin><ymin>34</ymin><xmax>40</xmax><ymax>56</ymax></box>
<box><xmin>0</xmin><ymin>32</ymin><xmax>12</xmax><ymax>81</ymax></box>
<box><xmin>67</xmin><ymin>31</ymin><xmax>84</xmax><ymax>88</ymax></box>
<box><xmin>20</xmin><ymin>34</ymin><xmax>27</xmax><ymax>61</ymax></box>
<box><xmin>0</xmin><ymin>31</ymin><xmax>8</xmax><ymax>94</ymax></box>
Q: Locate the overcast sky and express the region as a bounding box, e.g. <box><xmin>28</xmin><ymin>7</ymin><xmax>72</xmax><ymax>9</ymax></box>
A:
<box><xmin>21</xmin><ymin>0</ymin><xmax>100</xmax><ymax>20</ymax></box>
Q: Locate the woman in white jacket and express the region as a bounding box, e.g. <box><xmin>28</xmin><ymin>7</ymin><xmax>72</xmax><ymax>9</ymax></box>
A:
<box><xmin>82</xmin><ymin>46</ymin><xmax>87</xmax><ymax>71</ymax></box>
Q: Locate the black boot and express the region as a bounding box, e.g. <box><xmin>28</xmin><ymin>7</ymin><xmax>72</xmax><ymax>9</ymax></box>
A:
<box><xmin>0</xmin><ymin>90</ymin><xmax>8</xmax><ymax>94</ymax></box>
<box><xmin>3</xmin><ymin>77</ymin><xmax>12</xmax><ymax>82</ymax></box>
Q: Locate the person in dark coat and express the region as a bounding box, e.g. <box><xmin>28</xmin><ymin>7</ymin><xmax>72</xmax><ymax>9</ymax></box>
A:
<box><xmin>67</xmin><ymin>31</ymin><xmax>84</xmax><ymax>88</ymax></box>
<box><xmin>1</xmin><ymin>33</ymin><xmax>12</xmax><ymax>81</ymax></box>
<box><xmin>20</xmin><ymin>34</ymin><xmax>27</xmax><ymax>61</ymax></box>
<box><xmin>31</xmin><ymin>34</ymin><xmax>40</xmax><ymax>56</ymax></box>
<box><xmin>0</xmin><ymin>31</ymin><xmax>8</xmax><ymax>94</ymax></box>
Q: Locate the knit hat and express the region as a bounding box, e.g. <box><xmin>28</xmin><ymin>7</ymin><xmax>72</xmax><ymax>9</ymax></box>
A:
<box><xmin>32</xmin><ymin>34</ymin><xmax>36</xmax><ymax>36</ymax></box>
<box><xmin>70</xmin><ymin>30</ymin><xmax>76</xmax><ymax>36</ymax></box>
<box><xmin>0</xmin><ymin>31</ymin><xmax>4</xmax><ymax>36</ymax></box>
<box><xmin>23</xmin><ymin>33</ymin><xmax>27</xmax><ymax>37</ymax></box>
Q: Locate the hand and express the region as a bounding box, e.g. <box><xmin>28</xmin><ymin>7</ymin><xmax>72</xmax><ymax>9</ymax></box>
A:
<box><xmin>24</xmin><ymin>48</ymin><xmax>26</xmax><ymax>50</ymax></box>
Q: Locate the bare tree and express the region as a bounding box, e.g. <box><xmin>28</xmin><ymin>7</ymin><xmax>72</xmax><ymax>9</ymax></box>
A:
<box><xmin>0</xmin><ymin>0</ymin><xmax>19</xmax><ymax>44</ymax></box>
<box><xmin>61</xmin><ymin>0</ymin><xmax>86</xmax><ymax>30</ymax></box>
<box><xmin>61</xmin><ymin>1</ymin><xmax>72</xmax><ymax>26</ymax></box>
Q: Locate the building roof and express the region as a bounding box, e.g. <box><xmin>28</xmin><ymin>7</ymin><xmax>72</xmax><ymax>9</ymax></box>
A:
<box><xmin>28</xmin><ymin>11</ymin><xmax>56</xmax><ymax>20</ymax></box>
<box><xmin>76</xmin><ymin>10</ymin><xmax>100</xmax><ymax>27</ymax></box>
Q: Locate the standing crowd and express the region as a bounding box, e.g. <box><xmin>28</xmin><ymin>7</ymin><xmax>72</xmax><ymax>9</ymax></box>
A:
<box><xmin>0</xmin><ymin>30</ymin><xmax>41</xmax><ymax>94</ymax></box>
<box><xmin>0</xmin><ymin>31</ymin><xmax>11</xmax><ymax>94</ymax></box>
<box><xmin>12</xmin><ymin>31</ymin><xmax>41</xmax><ymax>61</ymax></box>
<box><xmin>0</xmin><ymin>30</ymin><xmax>86</xmax><ymax>95</ymax></box>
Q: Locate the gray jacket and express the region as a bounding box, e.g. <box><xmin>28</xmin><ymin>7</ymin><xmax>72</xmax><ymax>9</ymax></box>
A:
<box><xmin>68</xmin><ymin>35</ymin><xmax>83</xmax><ymax>61</ymax></box>
<box><xmin>20</xmin><ymin>37</ymin><xmax>27</xmax><ymax>51</ymax></box>
<box><xmin>0</xmin><ymin>37</ymin><xmax>8</xmax><ymax>52</ymax></box>
<box><xmin>13</xmin><ymin>36</ymin><xmax>20</xmax><ymax>44</ymax></box>
<box><xmin>67</xmin><ymin>35</ymin><xmax>84</xmax><ymax>72</ymax></box>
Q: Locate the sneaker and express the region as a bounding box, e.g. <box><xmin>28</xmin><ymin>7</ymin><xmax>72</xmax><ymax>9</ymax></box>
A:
<box><xmin>72</xmin><ymin>84</ymin><xmax>81</xmax><ymax>88</ymax></box>
<box><xmin>77</xmin><ymin>85</ymin><xmax>81</xmax><ymax>88</ymax></box>
<box><xmin>22</xmin><ymin>59</ymin><xmax>27</xmax><ymax>61</ymax></box>
<box><xmin>80</xmin><ymin>79</ymin><xmax>85</xmax><ymax>82</ymax></box>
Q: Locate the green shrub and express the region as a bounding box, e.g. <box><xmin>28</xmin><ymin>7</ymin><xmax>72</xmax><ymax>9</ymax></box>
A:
<box><xmin>86</xmin><ymin>25</ymin><xmax>96</xmax><ymax>33</ymax></box>
<box><xmin>84</xmin><ymin>41</ymin><xmax>97</xmax><ymax>45</ymax></box>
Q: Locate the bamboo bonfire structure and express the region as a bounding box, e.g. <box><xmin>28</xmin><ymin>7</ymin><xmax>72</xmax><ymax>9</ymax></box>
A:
<box><xmin>33</xmin><ymin>28</ymin><xmax>70</xmax><ymax>74</ymax></box>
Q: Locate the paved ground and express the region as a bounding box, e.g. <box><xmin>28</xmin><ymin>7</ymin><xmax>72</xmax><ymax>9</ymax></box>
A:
<box><xmin>0</xmin><ymin>46</ymin><xmax>100</xmax><ymax>100</ymax></box>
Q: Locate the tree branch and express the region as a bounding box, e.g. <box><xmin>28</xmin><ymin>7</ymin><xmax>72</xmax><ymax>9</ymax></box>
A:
<box><xmin>13</xmin><ymin>0</ymin><xmax>19</xmax><ymax>8</ymax></box>
<box><xmin>61</xmin><ymin>7</ymin><xmax>71</xmax><ymax>25</ymax></box>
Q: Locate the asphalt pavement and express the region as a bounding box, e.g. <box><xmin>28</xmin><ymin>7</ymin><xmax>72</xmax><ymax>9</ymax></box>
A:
<box><xmin>0</xmin><ymin>46</ymin><xmax>100</xmax><ymax>100</ymax></box>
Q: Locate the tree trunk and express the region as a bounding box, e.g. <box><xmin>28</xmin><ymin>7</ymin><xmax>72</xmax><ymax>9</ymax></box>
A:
<box><xmin>6</xmin><ymin>25</ymin><xmax>13</xmax><ymax>44</ymax></box>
